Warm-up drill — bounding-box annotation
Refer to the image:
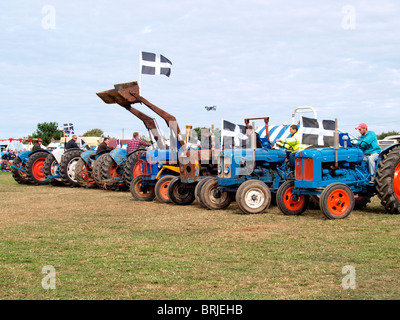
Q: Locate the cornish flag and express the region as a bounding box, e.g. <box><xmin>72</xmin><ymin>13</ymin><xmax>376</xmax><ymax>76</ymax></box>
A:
<box><xmin>63</xmin><ymin>123</ymin><xmax>74</xmax><ymax>135</ymax></box>
<box><xmin>221</xmin><ymin>120</ymin><xmax>247</xmax><ymax>147</ymax></box>
<box><xmin>141</xmin><ymin>51</ymin><xmax>172</xmax><ymax>77</ymax></box>
<box><xmin>300</xmin><ymin>116</ymin><xmax>335</xmax><ymax>146</ymax></box>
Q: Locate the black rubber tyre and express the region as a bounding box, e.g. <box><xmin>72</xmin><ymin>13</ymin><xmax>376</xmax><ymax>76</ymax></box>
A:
<box><xmin>11</xmin><ymin>156</ymin><xmax>30</xmax><ymax>184</ymax></box>
<box><xmin>130</xmin><ymin>175</ymin><xmax>155</xmax><ymax>201</ymax></box>
<box><xmin>276</xmin><ymin>180</ymin><xmax>309</xmax><ymax>216</ymax></box>
<box><xmin>167</xmin><ymin>177</ymin><xmax>196</xmax><ymax>205</ymax></box>
<box><xmin>43</xmin><ymin>153</ymin><xmax>64</xmax><ymax>186</ymax></box>
<box><xmin>59</xmin><ymin>149</ymin><xmax>83</xmax><ymax>187</ymax></box>
<box><xmin>376</xmin><ymin>145</ymin><xmax>400</xmax><ymax>214</ymax></box>
<box><xmin>199</xmin><ymin>177</ymin><xmax>231</xmax><ymax>210</ymax></box>
<box><xmin>194</xmin><ymin>176</ymin><xmax>214</xmax><ymax>208</ymax></box>
<box><xmin>236</xmin><ymin>180</ymin><xmax>271</xmax><ymax>214</ymax></box>
<box><xmin>124</xmin><ymin>150</ymin><xmax>142</xmax><ymax>187</ymax></box>
<box><xmin>319</xmin><ymin>183</ymin><xmax>354</xmax><ymax>219</ymax></box>
<box><xmin>92</xmin><ymin>153</ymin><xmax>109</xmax><ymax>188</ymax></box>
<box><xmin>154</xmin><ymin>175</ymin><xmax>175</xmax><ymax>203</ymax></box>
<box><xmin>25</xmin><ymin>151</ymin><xmax>50</xmax><ymax>185</ymax></box>
<box><xmin>75</xmin><ymin>158</ymin><xmax>96</xmax><ymax>188</ymax></box>
<box><xmin>101</xmin><ymin>154</ymin><xmax>127</xmax><ymax>191</ymax></box>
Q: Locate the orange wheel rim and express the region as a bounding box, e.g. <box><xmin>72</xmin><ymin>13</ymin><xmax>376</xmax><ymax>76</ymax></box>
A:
<box><xmin>283</xmin><ymin>186</ymin><xmax>305</xmax><ymax>211</ymax></box>
<box><xmin>394</xmin><ymin>163</ymin><xmax>400</xmax><ymax>200</ymax></box>
<box><xmin>133</xmin><ymin>162</ymin><xmax>143</xmax><ymax>178</ymax></box>
<box><xmin>134</xmin><ymin>179</ymin><xmax>153</xmax><ymax>198</ymax></box>
<box><xmin>159</xmin><ymin>180</ymin><xmax>171</xmax><ymax>201</ymax></box>
<box><xmin>327</xmin><ymin>189</ymin><xmax>350</xmax><ymax>215</ymax></box>
<box><xmin>110</xmin><ymin>163</ymin><xmax>119</xmax><ymax>178</ymax></box>
<box><xmin>32</xmin><ymin>158</ymin><xmax>46</xmax><ymax>180</ymax></box>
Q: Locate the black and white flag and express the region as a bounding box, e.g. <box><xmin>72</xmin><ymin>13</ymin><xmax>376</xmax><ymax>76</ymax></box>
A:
<box><xmin>221</xmin><ymin>120</ymin><xmax>247</xmax><ymax>147</ymax></box>
<box><xmin>300</xmin><ymin>116</ymin><xmax>335</xmax><ymax>146</ymax></box>
<box><xmin>141</xmin><ymin>51</ymin><xmax>172</xmax><ymax>77</ymax></box>
<box><xmin>63</xmin><ymin>123</ymin><xmax>74</xmax><ymax>135</ymax></box>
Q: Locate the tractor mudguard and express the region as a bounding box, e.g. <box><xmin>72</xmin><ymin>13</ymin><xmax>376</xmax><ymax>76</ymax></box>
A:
<box><xmin>51</xmin><ymin>148</ymin><xmax>65</xmax><ymax>164</ymax></box>
<box><xmin>109</xmin><ymin>148</ymin><xmax>127</xmax><ymax>166</ymax></box>
<box><xmin>81</xmin><ymin>150</ymin><xmax>96</xmax><ymax>163</ymax></box>
<box><xmin>17</xmin><ymin>150</ymin><xmax>32</xmax><ymax>163</ymax></box>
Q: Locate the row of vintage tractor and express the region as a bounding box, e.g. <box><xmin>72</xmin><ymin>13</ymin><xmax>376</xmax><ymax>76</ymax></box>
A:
<box><xmin>10</xmin><ymin>81</ymin><xmax>400</xmax><ymax>219</ymax></box>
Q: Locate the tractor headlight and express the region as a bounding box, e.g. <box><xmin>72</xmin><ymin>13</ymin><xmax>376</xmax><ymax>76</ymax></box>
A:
<box><xmin>158</xmin><ymin>163</ymin><xmax>162</xmax><ymax>169</ymax></box>
<box><xmin>224</xmin><ymin>167</ymin><xmax>230</xmax><ymax>174</ymax></box>
<box><xmin>218</xmin><ymin>166</ymin><xmax>222</xmax><ymax>174</ymax></box>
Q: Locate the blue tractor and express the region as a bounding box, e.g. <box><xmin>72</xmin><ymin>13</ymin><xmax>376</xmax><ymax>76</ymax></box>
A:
<box><xmin>275</xmin><ymin>121</ymin><xmax>400</xmax><ymax>219</ymax></box>
<box><xmin>197</xmin><ymin>117</ymin><xmax>292</xmax><ymax>214</ymax></box>
<box><xmin>11</xmin><ymin>147</ymin><xmax>50</xmax><ymax>185</ymax></box>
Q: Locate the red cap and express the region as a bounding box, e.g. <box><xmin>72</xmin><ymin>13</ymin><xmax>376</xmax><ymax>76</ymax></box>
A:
<box><xmin>355</xmin><ymin>123</ymin><xmax>367</xmax><ymax>130</ymax></box>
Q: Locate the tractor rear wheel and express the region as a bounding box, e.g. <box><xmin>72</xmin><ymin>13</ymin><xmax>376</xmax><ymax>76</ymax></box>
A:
<box><xmin>130</xmin><ymin>175</ymin><xmax>155</xmax><ymax>201</ymax></box>
<box><xmin>276</xmin><ymin>180</ymin><xmax>309</xmax><ymax>216</ymax></box>
<box><xmin>101</xmin><ymin>154</ymin><xmax>127</xmax><ymax>191</ymax></box>
<box><xmin>199</xmin><ymin>177</ymin><xmax>231</xmax><ymax>210</ymax></box>
<box><xmin>168</xmin><ymin>177</ymin><xmax>196</xmax><ymax>205</ymax></box>
<box><xmin>236</xmin><ymin>180</ymin><xmax>271</xmax><ymax>214</ymax></box>
<box><xmin>194</xmin><ymin>176</ymin><xmax>214</xmax><ymax>208</ymax></box>
<box><xmin>59</xmin><ymin>149</ymin><xmax>83</xmax><ymax>187</ymax></box>
<box><xmin>11</xmin><ymin>156</ymin><xmax>30</xmax><ymax>184</ymax></box>
<box><xmin>376</xmin><ymin>145</ymin><xmax>400</xmax><ymax>214</ymax></box>
<box><xmin>154</xmin><ymin>175</ymin><xmax>175</xmax><ymax>203</ymax></box>
<box><xmin>92</xmin><ymin>153</ymin><xmax>109</xmax><ymax>188</ymax></box>
<box><xmin>319</xmin><ymin>183</ymin><xmax>354</xmax><ymax>219</ymax></box>
<box><xmin>75</xmin><ymin>158</ymin><xmax>96</xmax><ymax>188</ymax></box>
<box><xmin>124</xmin><ymin>150</ymin><xmax>142</xmax><ymax>187</ymax></box>
<box><xmin>26</xmin><ymin>151</ymin><xmax>49</xmax><ymax>185</ymax></box>
<box><xmin>43</xmin><ymin>153</ymin><xmax>64</xmax><ymax>186</ymax></box>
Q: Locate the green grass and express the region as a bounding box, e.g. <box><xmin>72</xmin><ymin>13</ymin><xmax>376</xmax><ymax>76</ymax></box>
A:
<box><xmin>0</xmin><ymin>172</ymin><xmax>399</xmax><ymax>300</ymax></box>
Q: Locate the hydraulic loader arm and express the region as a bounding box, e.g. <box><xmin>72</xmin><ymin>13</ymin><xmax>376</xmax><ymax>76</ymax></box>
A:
<box><xmin>97</xmin><ymin>81</ymin><xmax>185</xmax><ymax>150</ymax></box>
<box><xmin>96</xmin><ymin>87</ymin><xmax>166</xmax><ymax>149</ymax></box>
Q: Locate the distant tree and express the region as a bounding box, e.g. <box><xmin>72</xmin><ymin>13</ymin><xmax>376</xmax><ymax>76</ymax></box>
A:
<box><xmin>82</xmin><ymin>128</ymin><xmax>104</xmax><ymax>137</ymax></box>
<box><xmin>377</xmin><ymin>131</ymin><xmax>400</xmax><ymax>140</ymax></box>
<box><xmin>27</xmin><ymin>122</ymin><xmax>63</xmax><ymax>145</ymax></box>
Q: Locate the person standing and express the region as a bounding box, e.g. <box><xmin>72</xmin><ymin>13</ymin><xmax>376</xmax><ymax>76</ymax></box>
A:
<box><xmin>127</xmin><ymin>132</ymin><xmax>151</xmax><ymax>154</ymax></box>
<box><xmin>354</xmin><ymin>123</ymin><xmax>381</xmax><ymax>183</ymax></box>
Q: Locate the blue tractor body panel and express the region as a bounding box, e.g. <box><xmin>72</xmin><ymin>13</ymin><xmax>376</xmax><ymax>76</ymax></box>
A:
<box><xmin>110</xmin><ymin>148</ymin><xmax>127</xmax><ymax>166</ymax></box>
<box><xmin>293</xmin><ymin>147</ymin><xmax>369</xmax><ymax>194</ymax></box>
<box><xmin>217</xmin><ymin>147</ymin><xmax>288</xmax><ymax>191</ymax></box>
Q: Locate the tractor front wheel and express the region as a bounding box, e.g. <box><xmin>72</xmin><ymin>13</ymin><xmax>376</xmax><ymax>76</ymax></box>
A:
<box><xmin>154</xmin><ymin>175</ymin><xmax>175</xmax><ymax>203</ymax></box>
<box><xmin>199</xmin><ymin>177</ymin><xmax>231</xmax><ymax>210</ymax></box>
<box><xmin>319</xmin><ymin>183</ymin><xmax>354</xmax><ymax>219</ymax></box>
<box><xmin>130</xmin><ymin>175</ymin><xmax>155</xmax><ymax>201</ymax></box>
<box><xmin>236</xmin><ymin>180</ymin><xmax>271</xmax><ymax>214</ymax></box>
<box><xmin>276</xmin><ymin>180</ymin><xmax>309</xmax><ymax>216</ymax></box>
<box><xmin>194</xmin><ymin>176</ymin><xmax>214</xmax><ymax>208</ymax></box>
<box><xmin>167</xmin><ymin>177</ymin><xmax>195</xmax><ymax>205</ymax></box>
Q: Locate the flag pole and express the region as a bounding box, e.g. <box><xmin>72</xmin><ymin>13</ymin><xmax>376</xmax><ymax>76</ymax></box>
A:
<box><xmin>139</xmin><ymin>50</ymin><xmax>142</xmax><ymax>95</ymax></box>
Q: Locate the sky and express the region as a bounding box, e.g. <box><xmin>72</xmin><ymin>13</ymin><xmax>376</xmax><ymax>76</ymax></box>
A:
<box><xmin>1</xmin><ymin>0</ymin><xmax>399</xmax><ymax>140</ymax></box>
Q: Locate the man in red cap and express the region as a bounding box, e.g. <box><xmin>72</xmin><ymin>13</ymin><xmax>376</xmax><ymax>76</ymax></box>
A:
<box><xmin>354</xmin><ymin>123</ymin><xmax>381</xmax><ymax>183</ymax></box>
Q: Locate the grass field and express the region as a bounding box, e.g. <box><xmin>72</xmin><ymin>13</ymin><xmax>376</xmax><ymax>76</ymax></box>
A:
<box><xmin>1</xmin><ymin>171</ymin><xmax>399</xmax><ymax>300</ymax></box>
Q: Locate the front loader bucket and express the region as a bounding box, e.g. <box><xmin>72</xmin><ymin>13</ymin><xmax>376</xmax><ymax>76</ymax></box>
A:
<box><xmin>96</xmin><ymin>81</ymin><xmax>140</xmax><ymax>106</ymax></box>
